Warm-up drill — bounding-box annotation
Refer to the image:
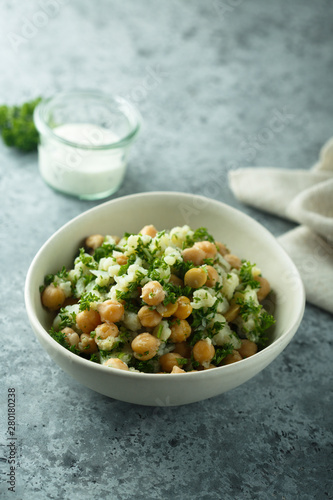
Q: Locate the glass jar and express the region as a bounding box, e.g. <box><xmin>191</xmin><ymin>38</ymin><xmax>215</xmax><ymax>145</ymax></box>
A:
<box><xmin>33</xmin><ymin>90</ymin><xmax>141</xmax><ymax>200</ymax></box>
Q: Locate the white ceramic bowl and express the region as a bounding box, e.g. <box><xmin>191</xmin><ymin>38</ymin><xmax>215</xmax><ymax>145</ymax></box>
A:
<box><xmin>25</xmin><ymin>192</ymin><xmax>305</xmax><ymax>406</ymax></box>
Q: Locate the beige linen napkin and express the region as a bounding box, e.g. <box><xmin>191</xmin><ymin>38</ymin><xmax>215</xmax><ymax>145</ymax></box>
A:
<box><xmin>229</xmin><ymin>137</ymin><xmax>333</xmax><ymax>314</ymax></box>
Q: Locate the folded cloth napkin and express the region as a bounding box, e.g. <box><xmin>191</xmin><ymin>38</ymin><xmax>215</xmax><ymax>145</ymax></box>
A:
<box><xmin>229</xmin><ymin>137</ymin><xmax>333</xmax><ymax>314</ymax></box>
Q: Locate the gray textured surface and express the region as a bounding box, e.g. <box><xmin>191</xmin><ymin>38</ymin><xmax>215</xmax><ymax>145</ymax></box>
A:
<box><xmin>1</xmin><ymin>1</ymin><xmax>332</xmax><ymax>499</ymax></box>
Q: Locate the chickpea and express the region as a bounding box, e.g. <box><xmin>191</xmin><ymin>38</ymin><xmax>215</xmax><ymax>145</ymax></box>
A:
<box><xmin>169</xmin><ymin>319</ymin><xmax>191</xmax><ymax>343</ymax></box>
<box><xmin>41</xmin><ymin>284</ymin><xmax>66</xmax><ymax>311</ymax></box>
<box><xmin>95</xmin><ymin>322</ymin><xmax>119</xmax><ymax>340</ymax></box>
<box><xmin>174</xmin><ymin>296</ymin><xmax>192</xmax><ymax>320</ymax></box>
<box><xmin>103</xmin><ymin>358</ymin><xmax>129</xmax><ymax>371</ymax></box>
<box><xmin>140</xmin><ymin>225</ymin><xmax>158</xmax><ymax>238</ymax></box>
<box><xmin>61</xmin><ymin>327</ymin><xmax>79</xmax><ymax>347</ymax></box>
<box><xmin>97</xmin><ymin>300</ymin><xmax>124</xmax><ymax>324</ymax></box>
<box><xmin>141</xmin><ymin>281</ymin><xmax>165</xmax><ymax>306</ymax></box>
<box><xmin>216</xmin><ymin>241</ymin><xmax>229</xmax><ymax>256</ymax></box>
<box><xmin>169</xmin><ymin>274</ymin><xmax>184</xmax><ymax>287</ymax></box>
<box><xmin>157</xmin><ymin>301</ymin><xmax>178</xmax><ymax>317</ymax></box>
<box><xmin>192</xmin><ymin>340</ymin><xmax>215</xmax><ymax>365</ymax></box>
<box><xmin>222</xmin><ymin>350</ymin><xmax>242</xmax><ymax>365</ymax></box>
<box><xmin>85</xmin><ymin>234</ymin><xmax>104</xmax><ymax>250</ymax></box>
<box><xmin>171</xmin><ymin>366</ymin><xmax>186</xmax><ymax>374</ymax></box>
<box><xmin>205</xmin><ymin>266</ymin><xmax>219</xmax><ymax>288</ymax></box>
<box><xmin>137</xmin><ymin>305</ymin><xmax>161</xmax><ymax>327</ymax></box>
<box><xmin>224</xmin><ymin>254</ymin><xmax>242</xmax><ymax>269</ymax></box>
<box><xmin>131</xmin><ymin>333</ymin><xmax>161</xmax><ymax>361</ymax></box>
<box><xmin>194</xmin><ymin>241</ymin><xmax>218</xmax><ymax>260</ymax></box>
<box><xmin>182</xmin><ymin>246</ymin><xmax>206</xmax><ymax>266</ymax></box>
<box><xmin>76</xmin><ymin>309</ymin><xmax>101</xmax><ymax>334</ymax></box>
<box><xmin>116</xmin><ymin>254</ymin><xmax>128</xmax><ymax>265</ymax></box>
<box><xmin>159</xmin><ymin>352</ymin><xmax>185</xmax><ymax>372</ymax></box>
<box><xmin>237</xmin><ymin>339</ymin><xmax>258</xmax><ymax>358</ymax></box>
<box><xmin>78</xmin><ymin>333</ymin><xmax>98</xmax><ymax>353</ymax></box>
<box><xmin>224</xmin><ymin>302</ymin><xmax>240</xmax><ymax>323</ymax></box>
<box><xmin>184</xmin><ymin>267</ymin><xmax>207</xmax><ymax>288</ymax></box>
<box><xmin>173</xmin><ymin>341</ymin><xmax>192</xmax><ymax>358</ymax></box>
<box><xmin>255</xmin><ymin>276</ymin><xmax>271</xmax><ymax>302</ymax></box>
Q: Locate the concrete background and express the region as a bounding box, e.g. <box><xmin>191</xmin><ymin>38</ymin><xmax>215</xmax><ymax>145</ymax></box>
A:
<box><xmin>0</xmin><ymin>0</ymin><xmax>332</xmax><ymax>499</ymax></box>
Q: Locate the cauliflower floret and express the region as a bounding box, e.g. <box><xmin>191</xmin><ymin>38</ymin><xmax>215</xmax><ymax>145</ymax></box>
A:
<box><xmin>122</xmin><ymin>311</ymin><xmax>141</xmax><ymax>332</ymax></box>
<box><xmin>222</xmin><ymin>272</ymin><xmax>239</xmax><ymax>300</ymax></box>
<box><xmin>53</xmin><ymin>304</ymin><xmax>79</xmax><ymax>330</ymax></box>
<box><xmin>153</xmin><ymin>320</ymin><xmax>172</xmax><ymax>342</ymax></box>
<box><xmin>169</xmin><ymin>225</ymin><xmax>194</xmax><ymax>247</ymax></box>
<box><xmin>95</xmin><ymin>335</ymin><xmax>120</xmax><ymax>351</ymax></box>
<box><xmin>215</xmin><ymin>253</ymin><xmax>231</xmax><ymax>272</ymax></box>
<box><xmin>211</xmin><ymin>316</ymin><xmax>241</xmax><ymax>349</ymax></box>
<box><xmin>75</xmin><ymin>277</ymin><xmax>86</xmax><ymax>297</ymax></box>
<box><xmin>124</xmin><ymin>235</ymin><xmax>151</xmax><ymax>255</ymax></box>
<box><xmin>243</xmin><ymin>286</ymin><xmax>260</xmax><ymax>306</ymax></box>
<box><xmin>163</xmin><ymin>246</ymin><xmax>182</xmax><ymax>266</ymax></box>
<box><xmin>57</xmin><ymin>280</ymin><xmax>72</xmax><ymax>298</ymax></box>
<box><xmin>149</xmin><ymin>232</ymin><xmax>173</xmax><ymax>256</ymax></box>
<box><xmin>98</xmin><ymin>257</ymin><xmax>116</xmax><ymax>271</ymax></box>
<box><xmin>91</xmin><ymin>270</ymin><xmax>111</xmax><ymax>287</ymax></box>
<box><xmin>127</xmin><ymin>263</ymin><xmax>148</xmax><ymax>281</ymax></box>
<box><xmin>191</xmin><ymin>288</ymin><xmax>217</xmax><ymax>309</ymax></box>
<box><xmin>216</xmin><ymin>296</ymin><xmax>230</xmax><ymax>314</ymax></box>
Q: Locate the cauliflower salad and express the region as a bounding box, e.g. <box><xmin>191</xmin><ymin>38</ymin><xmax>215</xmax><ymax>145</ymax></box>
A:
<box><xmin>40</xmin><ymin>224</ymin><xmax>275</xmax><ymax>373</ymax></box>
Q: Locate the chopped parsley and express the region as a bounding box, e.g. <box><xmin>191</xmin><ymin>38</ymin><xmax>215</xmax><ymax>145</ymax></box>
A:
<box><xmin>236</xmin><ymin>296</ymin><xmax>275</xmax><ymax>346</ymax></box>
<box><xmin>49</xmin><ymin>327</ymin><xmax>80</xmax><ymax>355</ymax></box>
<box><xmin>44</xmin><ymin>266</ymin><xmax>69</xmax><ymax>286</ymax></box>
<box><xmin>184</xmin><ymin>227</ymin><xmax>215</xmax><ymax>248</ymax></box>
<box><xmin>211</xmin><ymin>344</ymin><xmax>234</xmax><ymax>365</ymax></box>
<box><xmin>79</xmin><ymin>292</ymin><xmax>100</xmax><ymax>311</ymax></box>
<box><xmin>239</xmin><ymin>261</ymin><xmax>260</xmax><ymax>289</ymax></box>
<box><xmin>92</xmin><ymin>242</ymin><xmax>115</xmax><ymax>262</ymax></box>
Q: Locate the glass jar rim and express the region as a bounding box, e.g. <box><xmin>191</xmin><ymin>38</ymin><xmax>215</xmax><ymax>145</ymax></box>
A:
<box><xmin>33</xmin><ymin>90</ymin><xmax>142</xmax><ymax>150</ymax></box>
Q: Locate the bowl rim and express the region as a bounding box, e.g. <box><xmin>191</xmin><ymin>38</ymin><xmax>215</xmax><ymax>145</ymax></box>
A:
<box><xmin>25</xmin><ymin>191</ymin><xmax>306</xmax><ymax>378</ymax></box>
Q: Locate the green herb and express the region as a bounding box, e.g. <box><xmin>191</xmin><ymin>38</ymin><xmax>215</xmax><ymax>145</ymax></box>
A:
<box><xmin>92</xmin><ymin>243</ymin><xmax>115</xmax><ymax>262</ymax></box>
<box><xmin>83</xmin><ymin>273</ymin><xmax>95</xmax><ymax>286</ymax></box>
<box><xmin>79</xmin><ymin>292</ymin><xmax>100</xmax><ymax>311</ymax></box>
<box><xmin>135</xmin><ymin>237</ymin><xmax>153</xmax><ymax>262</ymax></box>
<box><xmin>254</xmin><ymin>310</ymin><xmax>276</xmax><ymax>347</ymax></box>
<box><xmin>203</xmin><ymin>258</ymin><xmax>214</xmax><ymax>266</ymax></box>
<box><xmin>89</xmin><ymin>353</ymin><xmax>100</xmax><ymax>363</ymax></box>
<box><xmin>58</xmin><ymin>308</ymin><xmax>75</xmax><ymax>329</ymax></box>
<box><xmin>130</xmin><ymin>358</ymin><xmax>157</xmax><ymax>373</ymax></box>
<box><xmin>75</xmin><ymin>248</ymin><xmax>98</xmax><ymax>269</ymax></box>
<box><xmin>118</xmin><ymin>254</ymin><xmax>136</xmax><ymax>276</ymax></box>
<box><xmin>148</xmin><ymin>258</ymin><xmax>169</xmax><ymax>281</ymax></box>
<box><xmin>236</xmin><ymin>296</ymin><xmax>260</xmax><ymax>321</ymax></box>
<box><xmin>156</xmin><ymin>324</ymin><xmax>164</xmax><ymax>338</ymax></box>
<box><xmin>171</xmin><ymin>259</ymin><xmax>195</xmax><ymax>279</ymax></box>
<box><xmin>184</xmin><ymin>227</ymin><xmax>215</xmax><ymax>248</ymax></box>
<box><xmin>211</xmin><ymin>344</ymin><xmax>234</xmax><ymax>365</ymax></box>
<box><xmin>162</xmin><ymin>282</ymin><xmax>190</xmax><ymax>305</ymax></box>
<box><xmin>49</xmin><ymin>327</ymin><xmax>80</xmax><ymax>355</ymax></box>
<box><xmin>93</xmin><ymin>284</ymin><xmax>109</xmax><ymax>294</ymax></box>
<box><xmin>43</xmin><ymin>266</ymin><xmax>69</xmax><ymax>286</ymax></box>
<box><xmin>236</xmin><ymin>296</ymin><xmax>275</xmax><ymax>346</ymax></box>
<box><xmin>239</xmin><ymin>261</ymin><xmax>259</xmax><ymax>289</ymax></box>
<box><xmin>176</xmin><ymin>357</ymin><xmax>188</xmax><ymax>366</ymax></box>
<box><xmin>116</xmin><ymin>276</ymin><xmax>142</xmax><ymax>302</ymax></box>
<box><xmin>0</xmin><ymin>97</ymin><xmax>41</xmax><ymax>152</ymax></box>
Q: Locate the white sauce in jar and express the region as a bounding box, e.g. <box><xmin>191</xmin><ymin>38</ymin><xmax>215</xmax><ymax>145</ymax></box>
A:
<box><xmin>38</xmin><ymin>123</ymin><xmax>127</xmax><ymax>199</ymax></box>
